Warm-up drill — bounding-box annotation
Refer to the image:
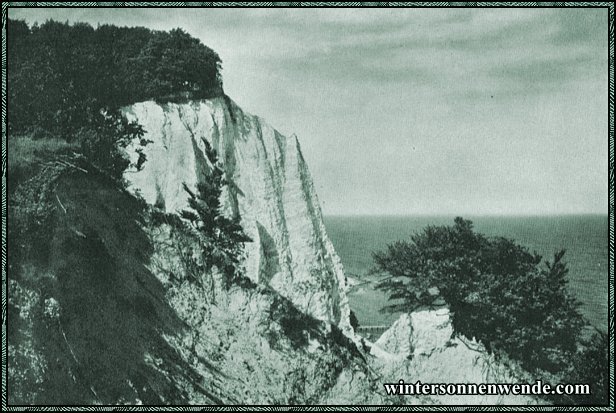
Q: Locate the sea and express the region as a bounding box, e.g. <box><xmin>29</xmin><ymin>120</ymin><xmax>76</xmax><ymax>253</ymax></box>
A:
<box><xmin>324</xmin><ymin>215</ymin><xmax>609</xmax><ymax>333</ymax></box>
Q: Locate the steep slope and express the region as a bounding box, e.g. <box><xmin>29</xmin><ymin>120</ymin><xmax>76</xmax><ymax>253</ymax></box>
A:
<box><xmin>8</xmin><ymin>168</ymin><xmax>215</xmax><ymax>404</ymax></box>
<box><xmin>8</xmin><ymin>166</ymin><xmax>381</xmax><ymax>405</ymax></box>
<box><xmin>121</xmin><ymin>97</ymin><xmax>351</xmax><ymax>336</ymax></box>
<box><xmin>117</xmin><ymin>96</ymin><xmax>538</xmax><ymax>405</ymax></box>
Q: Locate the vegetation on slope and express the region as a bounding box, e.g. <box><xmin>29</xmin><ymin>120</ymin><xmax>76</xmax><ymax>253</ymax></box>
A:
<box><xmin>4</xmin><ymin>16</ymin><xmax>390</xmax><ymax>406</ymax></box>
<box><xmin>6</xmin><ymin>18</ymin><xmax>224</xmax><ymax>404</ymax></box>
<box><xmin>179</xmin><ymin>139</ymin><xmax>252</xmax><ymax>286</ymax></box>
<box><xmin>8</xmin><ymin>158</ymin><xmax>374</xmax><ymax>404</ymax></box>
<box><xmin>8</xmin><ymin>165</ymin><xmax>218</xmax><ymax>404</ymax></box>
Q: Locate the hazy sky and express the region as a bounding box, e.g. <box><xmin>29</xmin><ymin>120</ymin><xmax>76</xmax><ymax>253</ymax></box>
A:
<box><xmin>10</xmin><ymin>7</ymin><xmax>609</xmax><ymax>215</ymax></box>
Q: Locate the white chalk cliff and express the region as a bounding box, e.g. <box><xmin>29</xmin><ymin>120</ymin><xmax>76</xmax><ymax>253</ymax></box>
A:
<box><xmin>116</xmin><ymin>96</ymin><xmax>538</xmax><ymax>405</ymax></box>
<box><xmin>122</xmin><ymin>97</ymin><xmax>351</xmax><ymax>335</ymax></box>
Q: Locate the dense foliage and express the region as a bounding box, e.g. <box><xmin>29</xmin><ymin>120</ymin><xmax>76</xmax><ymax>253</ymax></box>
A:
<box><xmin>567</xmin><ymin>330</ymin><xmax>609</xmax><ymax>405</ymax></box>
<box><xmin>8</xmin><ymin>18</ymin><xmax>223</xmax><ymax>184</ymax></box>
<box><xmin>76</xmin><ymin>109</ymin><xmax>149</xmax><ymax>179</ymax></box>
<box><xmin>373</xmin><ymin>217</ymin><xmax>607</xmax><ymax>403</ymax></box>
<box><xmin>180</xmin><ymin>139</ymin><xmax>251</xmax><ymax>285</ymax></box>
<box><xmin>8</xmin><ymin>18</ymin><xmax>223</xmax><ymax>137</ymax></box>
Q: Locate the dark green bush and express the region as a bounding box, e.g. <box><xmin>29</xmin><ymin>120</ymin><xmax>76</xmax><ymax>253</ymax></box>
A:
<box><xmin>75</xmin><ymin>109</ymin><xmax>147</xmax><ymax>180</ymax></box>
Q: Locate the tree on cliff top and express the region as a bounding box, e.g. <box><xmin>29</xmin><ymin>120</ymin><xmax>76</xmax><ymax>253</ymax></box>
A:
<box><xmin>372</xmin><ymin>217</ymin><xmax>605</xmax><ymax>401</ymax></box>
<box><xmin>7</xmin><ymin>18</ymin><xmax>223</xmax><ymax>136</ymax></box>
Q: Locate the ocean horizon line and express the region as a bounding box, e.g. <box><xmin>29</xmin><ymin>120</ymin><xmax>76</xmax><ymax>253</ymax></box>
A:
<box><xmin>323</xmin><ymin>212</ymin><xmax>608</xmax><ymax>218</ymax></box>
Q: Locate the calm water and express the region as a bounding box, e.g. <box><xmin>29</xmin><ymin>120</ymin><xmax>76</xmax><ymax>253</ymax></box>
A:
<box><xmin>325</xmin><ymin>215</ymin><xmax>609</xmax><ymax>332</ymax></box>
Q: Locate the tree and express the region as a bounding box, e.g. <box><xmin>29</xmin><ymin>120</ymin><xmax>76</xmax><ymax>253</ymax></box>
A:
<box><xmin>373</xmin><ymin>217</ymin><xmax>586</xmax><ymax>376</ymax></box>
<box><xmin>76</xmin><ymin>109</ymin><xmax>147</xmax><ymax>180</ymax></box>
<box><xmin>134</xmin><ymin>28</ymin><xmax>222</xmax><ymax>101</ymax></box>
<box><xmin>180</xmin><ymin>139</ymin><xmax>251</xmax><ymax>284</ymax></box>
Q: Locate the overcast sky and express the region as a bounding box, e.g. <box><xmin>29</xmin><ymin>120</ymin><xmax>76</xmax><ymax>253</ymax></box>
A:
<box><xmin>10</xmin><ymin>7</ymin><xmax>609</xmax><ymax>216</ymax></box>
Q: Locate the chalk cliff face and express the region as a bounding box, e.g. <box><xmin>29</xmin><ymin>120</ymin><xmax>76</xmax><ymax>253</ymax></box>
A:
<box><xmin>122</xmin><ymin>97</ymin><xmax>351</xmax><ymax>335</ymax></box>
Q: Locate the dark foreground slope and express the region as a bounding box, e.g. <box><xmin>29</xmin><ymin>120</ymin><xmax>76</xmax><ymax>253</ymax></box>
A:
<box><xmin>8</xmin><ymin>163</ymin><xmax>379</xmax><ymax>405</ymax></box>
<box><xmin>9</xmin><ymin>165</ymin><xmax>213</xmax><ymax>404</ymax></box>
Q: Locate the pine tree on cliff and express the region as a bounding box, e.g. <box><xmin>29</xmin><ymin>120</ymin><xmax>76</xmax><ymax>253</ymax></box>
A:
<box><xmin>374</xmin><ymin>217</ymin><xmax>584</xmax><ymax>374</ymax></box>
<box><xmin>181</xmin><ymin>139</ymin><xmax>251</xmax><ymax>284</ymax></box>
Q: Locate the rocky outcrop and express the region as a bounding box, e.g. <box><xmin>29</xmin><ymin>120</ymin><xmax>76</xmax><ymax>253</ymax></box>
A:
<box><xmin>408</xmin><ymin>306</ymin><xmax>454</xmax><ymax>357</ymax></box>
<box><xmin>373</xmin><ymin>313</ymin><xmax>413</xmax><ymax>359</ymax></box>
<box><xmin>122</xmin><ymin>98</ymin><xmax>351</xmax><ymax>335</ymax></box>
<box><xmin>145</xmin><ymin>221</ymin><xmax>382</xmax><ymax>405</ymax></box>
<box><xmin>369</xmin><ymin>308</ymin><xmax>537</xmax><ymax>405</ymax></box>
<box><xmin>372</xmin><ymin>306</ymin><xmax>455</xmax><ymax>359</ymax></box>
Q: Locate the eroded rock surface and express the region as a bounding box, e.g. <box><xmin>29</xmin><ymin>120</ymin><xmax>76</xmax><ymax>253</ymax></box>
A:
<box><xmin>370</xmin><ymin>308</ymin><xmax>537</xmax><ymax>405</ymax></box>
<box><xmin>123</xmin><ymin>98</ymin><xmax>351</xmax><ymax>336</ymax></box>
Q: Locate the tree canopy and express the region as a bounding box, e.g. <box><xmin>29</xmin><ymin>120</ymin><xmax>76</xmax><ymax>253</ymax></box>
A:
<box><xmin>7</xmin><ymin>18</ymin><xmax>223</xmax><ymax>136</ymax></box>
<box><xmin>8</xmin><ymin>18</ymin><xmax>223</xmax><ymax>181</ymax></box>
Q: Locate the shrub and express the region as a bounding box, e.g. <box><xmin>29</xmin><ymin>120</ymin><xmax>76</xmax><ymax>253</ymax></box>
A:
<box><xmin>75</xmin><ymin>109</ymin><xmax>147</xmax><ymax>180</ymax></box>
